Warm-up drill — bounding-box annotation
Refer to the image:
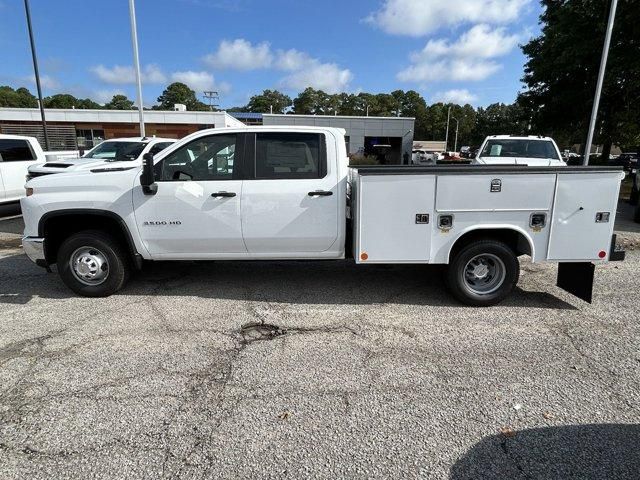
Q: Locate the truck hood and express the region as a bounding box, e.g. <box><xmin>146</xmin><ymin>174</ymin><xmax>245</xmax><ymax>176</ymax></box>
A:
<box><xmin>29</xmin><ymin>158</ymin><xmax>142</xmax><ymax>176</ymax></box>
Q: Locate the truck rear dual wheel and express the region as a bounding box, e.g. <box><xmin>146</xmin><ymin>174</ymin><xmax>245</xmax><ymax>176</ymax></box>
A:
<box><xmin>445</xmin><ymin>240</ymin><xmax>520</xmax><ymax>306</ymax></box>
<box><xmin>57</xmin><ymin>231</ymin><xmax>130</xmax><ymax>297</ymax></box>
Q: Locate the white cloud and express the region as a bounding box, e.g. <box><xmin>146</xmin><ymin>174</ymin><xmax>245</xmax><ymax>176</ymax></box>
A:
<box><xmin>275</xmin><ymin>49</ymin><xmax>314</xmax><ymax>71</ymax></box>
<box><xmin>25</xmin><ymin>74</ymin><xmax>59</xmax><ymax>90</ymax></box>
<box><xmin>412</xmin><ymin>25</ymin><xmax>520</xmax><ymax>61</ymax></box>
<box><xmin>280</xmin><ymin>63</ymin><xmax>353</xmax><ymax>94</ymax></box>
<box><xmin>397</xmin><ymin>24</ymin><xmax>519</xmax><ymax>83</ymax></box>
<box><xmin>90</xmin><ymin>64</ymin><xmax>167</xmax><ymax>85</ymax></box>
<box><xmin>203</xmin><ymin>39</ymin><xmax>273</xmax><ymax>70</ymax></box>
<box><xmin>171</xmin><ymin>70</ymin><xmax>231</xmax><ymax>94</ymax></box>
<box><xmin>202</xmin><ymin>39</ymin><xmax>352</xmax><ymax>93</ymax></box>
<box><xmin>432</xmin><ymin>88</ymin><xmax>478</xmax><ymax>104</ymax></box>
<box><xmin>366</xmin><ymin>0</ymin><xmax>530</xmax><ymax>36</ymax></box>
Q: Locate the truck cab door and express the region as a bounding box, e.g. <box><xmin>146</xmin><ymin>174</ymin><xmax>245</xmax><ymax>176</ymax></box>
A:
<box><xmin>241</xmin><ymin>132</ymin><xmax>339</xmax><ymax>255</ymax></box>
<box><xmin>132</xmin><ymin>133</ymin><xmax>246</xmax><ymax>257</ymax></box>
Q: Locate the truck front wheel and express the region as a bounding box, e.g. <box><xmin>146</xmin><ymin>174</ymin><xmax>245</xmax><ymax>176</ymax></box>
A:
<box><xmin>445</xmin><ymin>240</ymin><xmax>519</xmax><ymax>306</ymax></box>
<box><xmin>57</xmin><ymin>231</ymin><xmax>130</xmax><ymax>297</ymax></box>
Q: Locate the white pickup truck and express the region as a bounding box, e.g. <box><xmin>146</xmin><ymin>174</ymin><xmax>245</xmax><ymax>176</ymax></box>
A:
<box><xmin>0</xmin><ymin>134</ymin><xmax>78</xmax><ymax>203</ymax></box>
<box><xmin>474</xmin><ymin>135</ymin><xmax>566</xmax><ymax>167</ymax></box>
<box><xmin>21</xmin><ymin>126</ymin><xmax>625</xmax><ymax>305</ymax></box>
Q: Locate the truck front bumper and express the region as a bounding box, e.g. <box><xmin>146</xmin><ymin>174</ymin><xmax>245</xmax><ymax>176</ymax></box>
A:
<box><xmin>22</xmin><ymin>236</ymin><xmax>47</xmax><ymax>267</ymax></box>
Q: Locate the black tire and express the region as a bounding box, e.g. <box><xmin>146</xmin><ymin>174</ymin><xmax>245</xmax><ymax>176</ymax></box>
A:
<box><xmin>57</xmin><ymin>230</ymin><xmax>130</xmax><ymax>297</ymax></box>
<box><xmin>445</xmin><ymin>240</ymin><xmax>519</xmax><ymax>307</ymax></box>
<box><xmin>634</xmin><ymin>204</ymin><xmax>640</xmax><ymax>224</ymax></box>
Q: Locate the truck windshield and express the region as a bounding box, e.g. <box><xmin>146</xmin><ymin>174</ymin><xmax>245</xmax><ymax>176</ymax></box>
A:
<box><xmin>83</xmin><ymin>141</ymin><xmax>147</xmax><ymax>162</ymax></box>
<box><xmin>481</xmin><ymin>139</ymin><xmax>560</xmax><ymax>160</ymax></box>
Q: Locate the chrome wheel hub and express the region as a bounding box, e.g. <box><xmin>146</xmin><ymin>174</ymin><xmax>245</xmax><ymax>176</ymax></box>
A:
<box><xmin>463</xmin><ymin>253</ymin><xmax>506</xmax><ymax>295</ymax></box>
<box><xmin>70</xmin><ymin>247</ymin><xmax>109</xmax><ymax>285</ymax></box>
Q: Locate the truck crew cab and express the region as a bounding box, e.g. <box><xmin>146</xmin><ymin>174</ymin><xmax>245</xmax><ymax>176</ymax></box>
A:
<box><xmin>21</xmin><ymin>126</ymin><xmax>625</xmax><ymax>306</ymax></box>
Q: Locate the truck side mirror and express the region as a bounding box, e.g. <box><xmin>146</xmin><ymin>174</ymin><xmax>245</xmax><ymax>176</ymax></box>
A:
<box><xmin>140</xmin><ymin>152</ymin><xmax>157</xmax><ymax>195</ymax></box>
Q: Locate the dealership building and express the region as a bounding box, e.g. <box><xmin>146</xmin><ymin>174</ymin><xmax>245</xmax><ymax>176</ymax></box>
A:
<box><xmin>0</xmin><ymin>108</ymin><xmax>415</xmax><ymax>163</ymax></box>
<box><xmin>0</xmin><ymin>107</ymin><xmax>244</xmax><ymax>150</ymax></box>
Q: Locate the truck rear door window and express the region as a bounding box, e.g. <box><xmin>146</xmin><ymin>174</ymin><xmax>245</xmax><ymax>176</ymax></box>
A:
<box><xmin>0</xmin><ymin>139</ymin><xmax>36</xmax><ymax>162</ymax></box>
<box><xmin>255</xmin><ymin>133</ymin><xmax>324</xmax><ymax>179</ymax></box>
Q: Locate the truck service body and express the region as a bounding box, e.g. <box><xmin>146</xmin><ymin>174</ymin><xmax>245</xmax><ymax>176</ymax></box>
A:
<box><xmin>21</xmin><ymin>126</ymin><xmax>625</xmax><ymax>305</ymax></box>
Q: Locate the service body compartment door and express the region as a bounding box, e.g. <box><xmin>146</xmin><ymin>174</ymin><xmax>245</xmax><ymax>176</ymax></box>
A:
<box><xmin>356</xmin><ymin>175</ymin><xmax>435</xmax><ymax>263</ymax></box>
<box><xmin>547</xmin><ymin>172</ymin><xmax>621</xmax><ymax>261</ymax></box>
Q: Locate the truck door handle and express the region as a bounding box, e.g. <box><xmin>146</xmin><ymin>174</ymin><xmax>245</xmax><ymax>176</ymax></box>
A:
<box><xmin>308</xmin><ymin>190</ymin><xmax>333</xmax><ymax>197</ymax></box>
<box><xmin>211</xmin><ymin>191</ymin><xmax>236</xmax><ymax>197</ymax></box>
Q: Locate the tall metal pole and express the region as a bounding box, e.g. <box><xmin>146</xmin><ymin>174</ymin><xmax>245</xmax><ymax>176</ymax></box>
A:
<box><xmin>453</xmin><ymin>117</ymin><xmax>459</xmax><ymax>153</ymax></box>
<box><xmin>23</xmin><ymin>0</ymin><xmax>49</xmax><ymax>150</ymax></box>
<box><xmin>445</xmin><ymin>105</ymin><xmax>451</xmax><ymax>152</ymax></box>
<box><xmin>583</xmin><ymin>0</ymin><xmax>618</xmax><ymax>165</ymax></box>
<box><xmin>128</xmin><ymin>0</ymin><xmax>145</xmax><ymax>137</ymax></box>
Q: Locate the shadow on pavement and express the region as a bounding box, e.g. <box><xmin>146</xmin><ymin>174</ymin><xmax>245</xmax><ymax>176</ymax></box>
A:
<box><xmin>0</xmin><ymin>252</ymin><xmax>577</xmax><ymax>310</ymax></box>
<box><xmin>450</xmin><ymin>423</ymin><xmax>640</xmax><ymax>480</ymax></box>
<box><xmin>0</xmin><ymin>202</ymin><xmax>21</xmax><ymax>219</ymax></box>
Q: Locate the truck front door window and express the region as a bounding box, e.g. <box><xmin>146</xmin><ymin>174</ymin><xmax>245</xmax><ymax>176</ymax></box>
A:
<box><xmin>161</xmin><ymin>135</ymin><xmax>236</xmax><ymax>181</ymax></box>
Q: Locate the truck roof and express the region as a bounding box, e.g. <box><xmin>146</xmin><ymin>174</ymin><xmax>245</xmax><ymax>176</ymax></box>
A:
<box><xmin>486</xmin><ymin>135</ymin><xmax>554</xmax><ymax>141</ymax></box>
<box><xmin>0</xmin><ymin>133</ymin><xmax>40</xmax><ymax>141</ymax></box>
<box><xmin>100</xmin><ymin>136</ymin><xmax>176</xmax><ymax>143</ymax></box>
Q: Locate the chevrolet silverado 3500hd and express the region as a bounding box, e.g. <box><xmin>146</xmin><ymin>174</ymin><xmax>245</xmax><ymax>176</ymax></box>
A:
<box><xmin>21</xmin><ymin>126</ymin><xmax>625</xmax><ymax>306</ymax></box>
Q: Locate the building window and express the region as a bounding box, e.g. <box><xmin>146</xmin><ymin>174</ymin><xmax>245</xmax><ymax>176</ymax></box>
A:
<box><xmin>76</xmin><ymin>129</ymin><xmax>105</xmax><ymax>149</ymax></box>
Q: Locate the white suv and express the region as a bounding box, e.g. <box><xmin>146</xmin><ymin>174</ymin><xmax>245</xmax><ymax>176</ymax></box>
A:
<box><xmin>474</xmin><ymin>135</ymin><xmax>566</xmax><ymax>167</ymax></box>
<box><xmin>27</xmin><ymin>137</ymin><xmax>176</xmax><ymax>180</ymax></box>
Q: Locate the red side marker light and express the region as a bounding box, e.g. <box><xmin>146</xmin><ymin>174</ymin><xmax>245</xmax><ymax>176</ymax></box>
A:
<box><xmin>598</xmin><ymin>250</ymin><xmax>606</xmax><ymax>259</ymax></box>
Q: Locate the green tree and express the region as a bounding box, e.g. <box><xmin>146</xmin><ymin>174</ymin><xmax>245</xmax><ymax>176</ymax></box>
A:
<box><xmin>519</xmin><ymin>0</ymin><xmax>640</xmax><ymax>156</ymax></box>
<box><xmin>0</xmin><ymin>85</ymin><xmax>38</xmax><ymax>107</ymax></box>
<box><xmin>292</xmin><ymin>87</ymin><xmax>324</xmax><ymax>114</ymax></box>
<box><xmin>43</xmin><ymin>93</ymin><xmax>100</xmax><ymax>109</ymax></box>
<box><xmin>155</xmin><ymin>82</ymin><xmax>208</xmax><ymax>111</ymax></box>
<box><xmin>104</xmin><ymin>94</ymin><xmax>135</xmax><ymax>110</ymax></box>
<box><xmin>245</xmin><ymin>89</ymin><xmax>292</xmax><ymax>113</ymax></box>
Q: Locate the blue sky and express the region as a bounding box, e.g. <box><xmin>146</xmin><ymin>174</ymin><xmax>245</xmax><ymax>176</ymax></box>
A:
<box><xmin>0</xmin><ymin>0</ymin><xmax>542</xmax><ymax>108</ymax></box>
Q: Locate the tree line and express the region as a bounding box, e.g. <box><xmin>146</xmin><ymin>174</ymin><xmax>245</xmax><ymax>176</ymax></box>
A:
<box><xmin>0</xmin><ymin>83</ymin><xmax>527</xmax><ymax>148</ymax></box>
<box><xmin>1</xmin><ymin>0</ymin><xmax>638</xmax><ymax>154</ymax></box>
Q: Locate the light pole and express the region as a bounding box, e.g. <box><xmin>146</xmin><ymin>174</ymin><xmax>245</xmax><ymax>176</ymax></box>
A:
<box><xmin>445</xmin><ymin>105</ymin><xmax>451</xmax><ymax>152</ymax></box>
<box><xmin>583</xmin><ymin>0</ymin><xmax>618</xmax><ymax>165</ymax></box>
<box><xmin>452</xmin><ymin>117</ymin><xmax>459</xmax><ymax>153</ymax></box>
<box><xmin>23</xmin><ymin>0</ymin><xmax>49</xmax><ymax>150</ymax></box>
<box><xmin>128</xmin><ymin>0</ymin><xmax>145</xmax><ymax>137</ymax></box>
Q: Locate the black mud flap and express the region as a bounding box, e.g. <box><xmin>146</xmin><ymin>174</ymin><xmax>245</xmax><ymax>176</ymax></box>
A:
<box><xmin>557</xmin><ymin>262</ymin><xmax>595</xmax><ymax>303</ymax></box>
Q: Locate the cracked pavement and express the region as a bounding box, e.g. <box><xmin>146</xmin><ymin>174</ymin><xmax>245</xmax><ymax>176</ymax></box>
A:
<box><xmin>1</xmin><ymin>211</ymin><xmax>640</xmax><ymax>479</ymax></box>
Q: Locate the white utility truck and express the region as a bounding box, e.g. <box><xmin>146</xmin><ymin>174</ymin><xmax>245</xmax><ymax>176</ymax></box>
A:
<box><xmin>21</xmin><ymin>126</ymin><xmax>625</xmax><ymax>305</ymax></box>
<box><xmin>474</xmin><ymin>135</ymin><xmax>566</xmax><ymax>166</ymax></box>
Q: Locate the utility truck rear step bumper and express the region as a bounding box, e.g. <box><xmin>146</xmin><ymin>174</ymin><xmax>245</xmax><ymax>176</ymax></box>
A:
<box><xmin>556</xmin><ymin>234</ymin><xmax>625</xmax><ymax>303</ymax></box>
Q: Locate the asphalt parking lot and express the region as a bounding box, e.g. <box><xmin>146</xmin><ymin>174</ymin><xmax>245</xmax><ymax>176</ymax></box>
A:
<box><xmin>1</xmin><ymin>206</ymin><xmax>639</xmax><ymax>479</ymax></box>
